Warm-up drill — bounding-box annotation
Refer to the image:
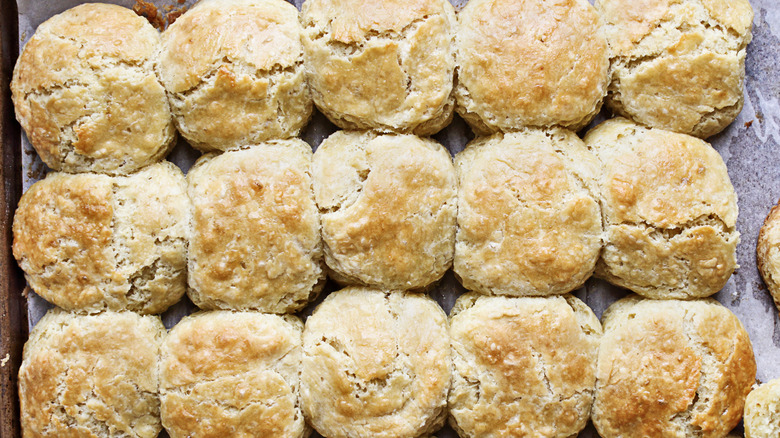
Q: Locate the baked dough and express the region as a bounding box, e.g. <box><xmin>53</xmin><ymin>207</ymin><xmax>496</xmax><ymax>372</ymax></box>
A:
<box><xmin>160</xmin><ymin>311</ymin><xmax>306</xmax><ymax>438</ymax></box>
<box><xmin>312</xmin><ymin>131</ymin><xmax>457</xmax><ymax>290</ymax></box>
<box><xmin>187</xmin><ymin>140</ymin><xmax>324</xmax><ymax>312</ymax></box>
<box><xmin>744</xmin><ymin>379</ymin><xmax>780</xmax><ymax>438</ymax></box>
<box><xmin>596</xmin><ymin>0</ymin><xmax>754</xmax><ymax>138</ymax></box>
<box><xmin>756</xmin><ymin>202</ymin><xmax>780</xmax><ymax>312</ymax></box>
<box><xmin>585</xmin><ymin>118</ymin><xmax>738</xmax><ymax>299</ymax></box>
<box><xmin>11</xmin><ymin>3</ymin><xmax>175</xmax><ymax>174</ymax></box>
<box><xmin>592</xmin><ymin>296</ymin><xmax>756</xmax><ymax>438</ymax></box>
<box><xmin>455</xmin><ymin>0</ymin><xmax>609</xmax><ymax>134</ymax></box>
<box><xmin>454</xmin><ymin>128</ymin><xmax>603</xmax><ymax>296</ymax></box>
<box><xmin>448</xmin><ymin>293</ymin><xmax>602</xmax><ymax>438</ymax></box>
<box><xmin>300</xmin><ymin>287</ymin><xmax>451</xmax><ymax>438</ymax></box>
<box><xmin>19</xmin><ymin>309</ymin><xmax>165</xmax><ymax>438</ymax></box>
<box><xmin>13</xmin><ymin>162</ymin><xmax>189</xmax><ymax>314</ymax></box>
<box><xmin>300</xmin><ymin>0</ymin><xmax>456</xmax><ymax>135</ymax></box>
<box><xmin>158</xmin><ymin>0</ymin><xmax>312</xmax><ymax>151</ymax></box>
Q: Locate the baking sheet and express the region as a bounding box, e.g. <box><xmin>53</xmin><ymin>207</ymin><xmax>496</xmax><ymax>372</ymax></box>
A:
<box><xmin>14</xmin><ymin>0</ymin><xmax>780</xmax><ymax>436</ymax></box>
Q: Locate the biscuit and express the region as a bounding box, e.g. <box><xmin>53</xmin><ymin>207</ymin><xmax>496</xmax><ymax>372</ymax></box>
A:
<box><xmin>19</xmin><ymin>309</ymin><xmax>165</xmax><ymax>438</ymax></box>
<box><xmin>11</xmin><ymin>3</ymin><xmax>175</xmax><ymax>175</ymax></box>
<box><xmin>312</xmin><ymin>131</ymin><xmax>457</xmax><ymax>290</ymax></box>
<box><xmin>585</xmin><ymin>118</ymin><xmax>738</xmax><ymax>299</ymax></box>
<box><xmin>301</xmin><ymin>287</ymin><xmax>451</xmax><ymax>438</ymax></box>
<box><xmin>592</xmin><ymin>296</ymin><xmax>756</xmax><ymax>438</ymax></box>
<box><xmin>13</xmin><ymin>162</ymin><xmax>189</xmax><ymax>314</ymax></box>
<box><xmin>455</xmin><ymin>0</ymin><xmax>609</xmax><ymax>134</ymax></box>
<box><xmin>187</xmin><ymin>140</ymin><xmax>324</xmax><ymax>312</ymax></box>
<box><xmin>158</xmin><ymin>0</ymin><xmax>312</xmax><ymax>151</ymax></box>
<box><xmin>448</xmin><ymin>293</ymin><xmax>602</xmax><ymax>438</ymax></box>
<box><xmin>160</xmin><ymin>311</ymin><xmax>306</xmax><ymax>438</ymax></box>
<box><xmin>596</xmin><ymin>0</ymin><xmax>754</xmax><ymax>138</ymax></box>
<box><xmin>300</xmin><ymin>0</ymin><xmax>456</xmax><ymax>135</ymax></box>
<box><xmin>454</xmin><ymin>129</ymin><xmax>603</xmax><ymax>296</ymax></box>
<box><xmin>744</xmin><ymin>379</ymin><xmax>780</xmax><ymax>438</ymax></box>
<box><xmin>756</xmin><ymin>203</ymin><xmax>780</xmax><ymax>312</ymax></box>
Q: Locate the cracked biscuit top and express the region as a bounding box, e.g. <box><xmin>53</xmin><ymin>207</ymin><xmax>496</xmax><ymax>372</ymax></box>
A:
<box><xmin>11</xmin><ymin>3</ymin><xmax>175</xmax><ymax>175</ymax></box>
<box><xmin>160</xmin><ymin>311</ymin><xmax>305</xmax><ymax>438</ymax></box>
<box><xmin>585</xmin><ymin>118</ymin><xmax>738</xmax><ymax>299</ymax></box>
<box><xmin>455</xmin><ymin>0</ymin><xmax>609</xmax><ymax>134</ymax></box>
<box><xmin>448</xmin><ymin>293</ymin><xmax>602</xmax><ymax>438</ymax></box>
<box><xmin>596</xmin><ymin>0</ymin><xmax>753</xmax><ymax>138</ymax></box>
<box><xmin>312</xmin><ymin>131</ymin><xmax>457</xmax><ymax>291</ymax></box>
<box><xmin>19</xmin><ymin>309</ymin><xmax>165</xmax><ymax>438</ymax></box>
<box><xmin>12</xmin><ymin>162</ymin><xmax>190</xmax><ymax>314</ymax></box>
<box><xmin>744</xmin><ymin>378</ymin><xmax>780</xmax><ymax>438</ymax></box>
<box><xmin>158</xmin><ymin>0</ymin><xmax>312</xmax><ymax>151</ymax></box>
<box><xmin>300</xmin><ymin>287</ymin><xmax>451</xmax><ymax>438</ymax></box>
<box><xmin>593</xmin><ymin>296</ymin><xmax>756</xmax><ymax>438</ymax></box>
<box><xmin>454</xmin><ymin>128</ymin><xmax>603</xmax><ymax>297</ymax></box>
<box><xmin>300</xmin><ymin>0</ymin><xmax>456</xmax><ymax>135</ymax></box>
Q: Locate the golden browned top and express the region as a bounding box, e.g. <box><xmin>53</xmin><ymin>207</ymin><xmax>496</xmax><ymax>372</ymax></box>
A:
<box><xmin>11</xmin><ymin>3</ymin><xmax>174</xmax><ymax>174</ymax></box>
<box><xmin>744</xmin><ymin>378</ymin><xmax>780</xmax><ymax>438</ymax></box>
<box><xmin>301</xmin><ymin>287</ymin><xmax>451</xmax><ymax>438</ymax></box>
<box><xmin>593</xmin><ymin>296</ymin><xmax>756</xmax><ymax>438</ymax></box>
<box><xmin>312</xmin><ymin>131</ymin><xmax>457</xmax><ymax>290</ymax></box>
<box><xmin>757</xmin><ymin>203</ymin><xmax>780</xmax><ymax>312</ymax></box>
<box><xmin>448</xmin><ymin>293</ymin><xmax>602</xmax><ymax>437</ymax></box>
<box><xmin>187</xmin><ymin>140</ymin><xmax>323</xmax><ymax>312</ymax></box>
<box><xmin>454</xmin><ymin>129</ymin><xmax>602</xmax><ymax>296</ymax></box>
<box><xmin>300</xmin><ymin>0</ymin><xmax>456</xmax><ymax>134</ymax></box>
<box><xmin>13</xmin><ymin>162</ymin><xmax>190</xmax><ymax>314</ymax></box>
<box><xmin>160</xmin><ymin>311</ymin><xmax>305</xmax><ymax>438</ymax></box>
<box><xmin>455</xmin><ymin>0</ymin><xmax>609</xmax><ymax>133</ymax></box>
<box><xmin>19</xmin><ymin>310</ymin><xmax>165</xmax><ymax>438</ymax></box>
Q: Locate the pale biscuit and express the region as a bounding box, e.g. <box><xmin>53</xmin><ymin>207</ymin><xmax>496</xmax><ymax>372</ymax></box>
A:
<box><xmin>744</xmin><ymin>379</ymin><xmax>780</xmax><ymax>438</ymax></box>
<box><xmin>301</xmin><ymin>287</ymin><xmax>451</xmax><ymax>438</ymax></box>
<box><xmin>11</xmin><ymin>3</ymin><xmax>175</xmax><ymax>175</ymax></box>
<box><xmin>596</xmin><ymin>0</ymin><xmax>754</xmax><ymax>138</ymax></box>
<box><xmin>187</xmin><ymin>140</ymin><xmax>324</xmax><ymax>312</ymax></box>
<box><xmin>455</xmin><ymin>0</ymin><xmax>609</xmax><ymax>134</ymax></box>
<box><xmin>312</xmin><ymin>131</ymin><xmax>457</xmax><ymax>290</ymax></box>
<box><xmin>585</xmin><ymin>118</ymin><xmax>738</xmax><ymax>299</ymax></box>
<box><xmin>448</xmin><ymin>293</ymin><xmax>602</xmax><ymax>438</ymax></box>
<box><xmin>19</xmin><ymin>309</ymin><xmax>165</xmax><ymax>438</ymax></box>
<box><xmin>593</xmin><ymin>296</ymin><xmax>756</xmax><ymax>438</ymax></box>
<box><xmin>756</xmin><ymin>203</ymin><xmax>780</xmax><ymax>312</ymax></box>
<box><xmin>454</xmin><ymin>128</ymin><xmax>603</xmax><ymax>296</ymax></box>
<box><xmin>13</xmin><ymin>162</ymin><xmax>189</xmax><ymax>314</ymax></box>
<box><xmin>300</xmin><ymin>0</ymin><xmax>456</xmax><ymax>135</ymax></box>
<box><xmin>158</xmin><ymin>0</ymin><xmax>312</xmax><ymax>151</ymax></box>
<box><xmin>160</xmin><ymin>311</ymin><xmax>306</xmax><ymax>438</ymax></box>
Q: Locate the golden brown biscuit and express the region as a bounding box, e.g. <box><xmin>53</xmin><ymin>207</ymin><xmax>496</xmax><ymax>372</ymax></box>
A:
<box><xmin>19</xmin><ymin>309</ymin><xmax>165</xmax><ymax>438</ymax></box>
<box><xmin>448</xmin><ymin>293</ymin><xmax>602</xmax><ymax>438</ymax></box>
<box><xmin>585</xmin><ymin>118</ymin><xmax>738</xmax><ymax>299</ymax></box>
<box><xmin>592</xmin><ymin>296</ymin><xmax>756</xmax><ymax>438</ymax></box>
<box><xmin>596</xmin><ymin>0</ymin><xmax>753</xmax><ymax>138</ymax></box>
<box><xmin>301</xmin><ymin>287</ymin><xmax>451</xmax><ymax>438</ymax></box>
<box><xmin>454</xmin><ymin>129</ymin><xmax>603</xmax><ymax>296</ymax></box>
<box><xmin>300</xmin><ymin>0</ymin><xmax>456</xmax><ymax>135</ymax></box>
<box><xmin>11</xmin><ymin>3</ymin><xmax>175</xmax><ymax>175</ymax></box>
<box><xmin>13</xmin><ymin>162</ymin><xmax>189</xmax><ymax>314</ymax></box>
<box><xmin>455</xmin><ymin>0</ymin><xmax>609</xmax><ymax>134</ymax></box>
<box><xmin>757</xmin><ymin>203</ymin><xmax>780</xmax><ymax>312</ymax></box>
<box><xmin>187</xmin><ymin>140</ymin><xmax>324</xmax><ymax>312</ymax></box>
<box><xmin>312</xmin><ymin>131</ymin><xmax>457</xmax><ymax>290</ymax></box>
<box><xmin>158</xmin><ymin>0</ymin><xmax>312</xmax><ymax>151</ymax></box>
<box><xmin>745</xmin><ymin>379</ymin><xmax>780</xmax><ymax>438</ymax></box>
<box><xmin>160</xmin><ymin>311</ymin><xmax>306</xmax><ymax>438</ymax></box>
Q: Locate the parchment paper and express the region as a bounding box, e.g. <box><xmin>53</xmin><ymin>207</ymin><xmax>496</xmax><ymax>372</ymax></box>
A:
<box><xmin>15</xmin><ymin>1</ymin><xmax>780</xmax><ymax>436</ymax></box>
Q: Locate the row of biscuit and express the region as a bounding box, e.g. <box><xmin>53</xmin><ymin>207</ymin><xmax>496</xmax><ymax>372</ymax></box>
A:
<box><xmin>12</xmin><ymin>117</ymin><xmax>739</xmax><ymax>315</ymax></box>
<box><xmin>19</xmin><ymin>287</ymin><xmax>759</xmax><ymax>437</ymax></box>
<box><xmin>11</xmin><ymin>0</ymin><xmax>753</xmax><ymax>177</ymax></box>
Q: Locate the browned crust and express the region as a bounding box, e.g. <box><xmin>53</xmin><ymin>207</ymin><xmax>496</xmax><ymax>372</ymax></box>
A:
<box><xmin>757</xmin><ymin>200</ymin><xmax>780</xmax><ymax>311</ymax></box>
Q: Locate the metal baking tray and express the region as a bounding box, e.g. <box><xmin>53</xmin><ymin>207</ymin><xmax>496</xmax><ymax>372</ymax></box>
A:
<box><xmin>2</xmin><ymin>0</ymin><xmax>779</xmax><ymax>436</ymax></box>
